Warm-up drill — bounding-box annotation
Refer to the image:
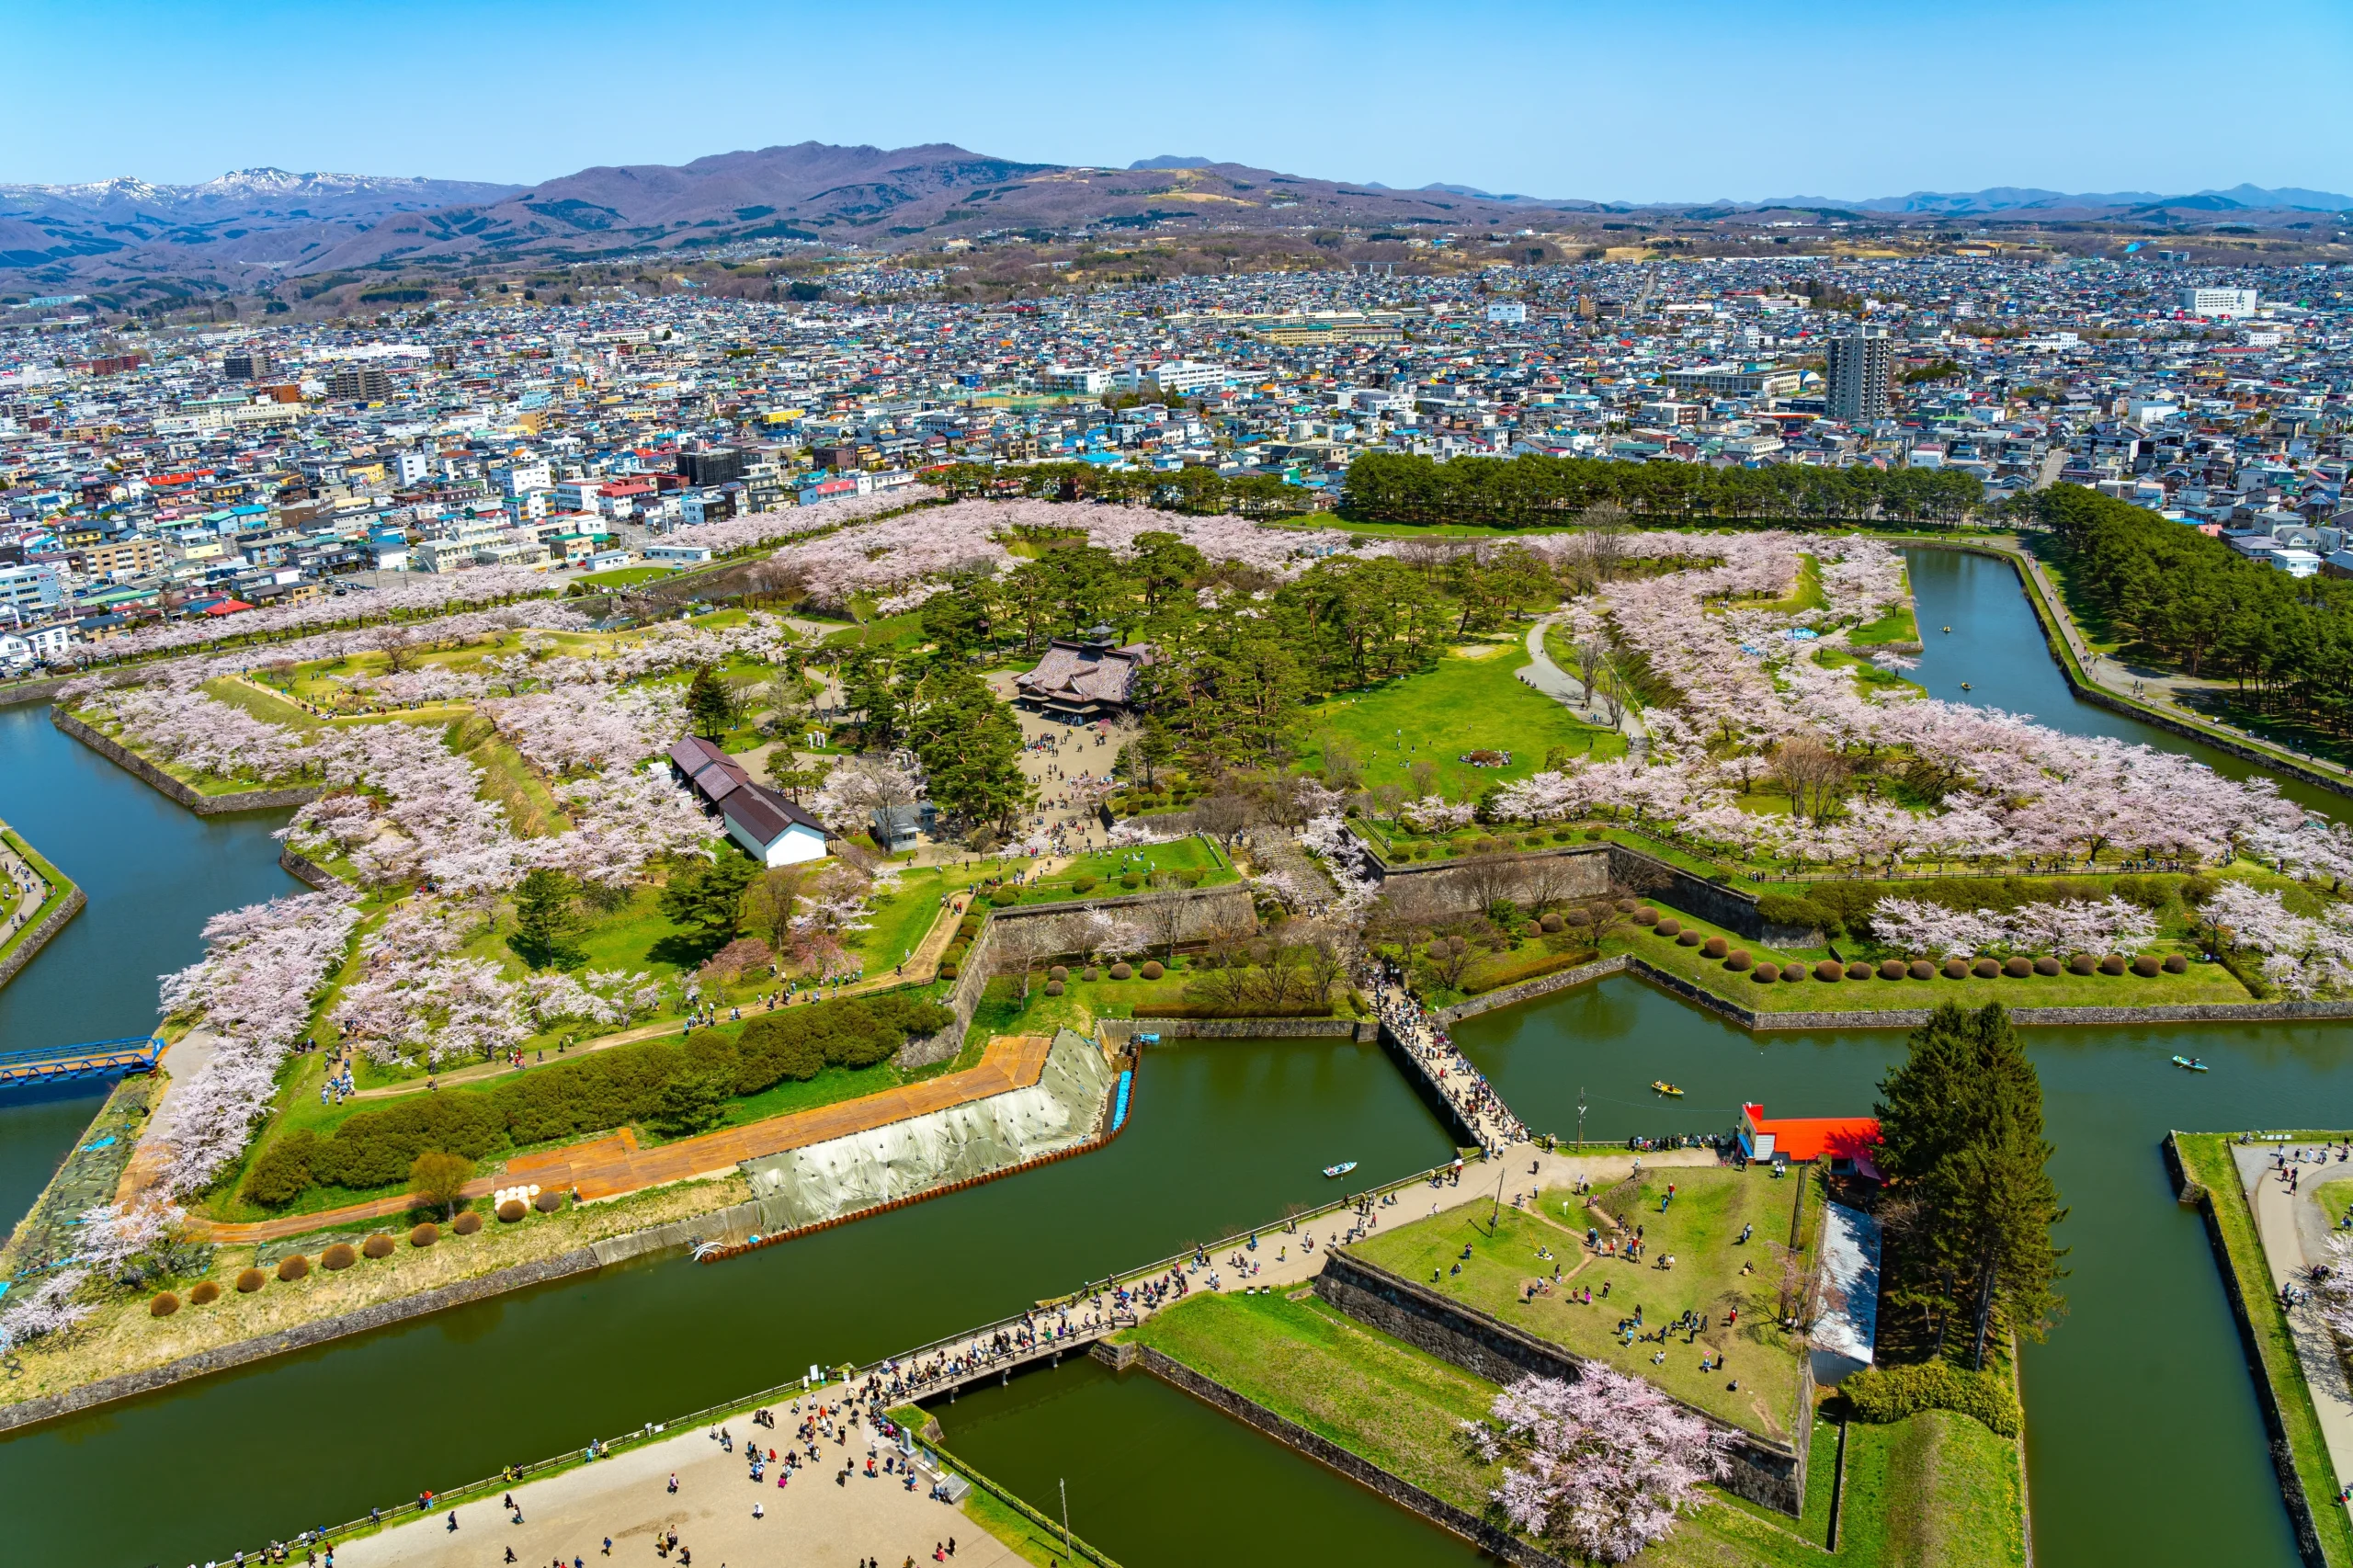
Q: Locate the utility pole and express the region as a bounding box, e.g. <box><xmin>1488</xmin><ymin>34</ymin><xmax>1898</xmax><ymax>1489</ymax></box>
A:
<box><xmin>1576</xmin><ymin>1086</ymin><xmax>1588</xmax><ymax>1151</ymax></box>
<box><xmin>1489</xmin><ymin>1150</ymin><xmax>1508</xmax><ymax>1232</ymax></box>
<box><xmin>1061</xmin><ymin>1477</ymin><xmax>1073</xmax><ymax>1562</ymax></box>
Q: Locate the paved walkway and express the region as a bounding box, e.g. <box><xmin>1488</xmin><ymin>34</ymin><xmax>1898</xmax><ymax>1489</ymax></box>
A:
<box><xmin>0</xmin><ymin>822</ymin><xmax>51</xmax><ymax>949</ymax></box>
<box><xmin>337</xmin><ymin>1400</ymin><xmax>1022</xmax><ymax>1568</ymax></box>
<box><xmin>191</xmin><ymin>1035</ymin><xmax>1056</xmax><ymax>1243</ymax></box>
<box><xmin>2234</xmin><ymin>1142</ymin><xmax>2353</xmax><ymax>1524</ymax></box>
<box><xmin>117</xmin><ymin>1028</ymin><xmax>220</xmax><ymax>1204</ymax></box>
<box><xmin>1518</xmin><ymin>613</ymin><xmax>1646</xmax><ymax>753</ymax></box>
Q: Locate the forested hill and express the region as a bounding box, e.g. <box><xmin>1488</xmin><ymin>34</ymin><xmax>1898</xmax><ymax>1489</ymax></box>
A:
<box><xmin>1339</xmin><ymin>452</ymin><xmax>1984</xmax><ymax>528</ymax></box>
<box><xmin>2024</xmin><ymin>483</ymin><xmax>2353</xmax><ymax>733</ymax></box>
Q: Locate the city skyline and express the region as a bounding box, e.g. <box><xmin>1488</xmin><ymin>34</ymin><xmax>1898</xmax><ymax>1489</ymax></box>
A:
<box><xmin>8</xmin><ymin>0</ymin><xmax>2352</xmax><ymax>199</ymax></box>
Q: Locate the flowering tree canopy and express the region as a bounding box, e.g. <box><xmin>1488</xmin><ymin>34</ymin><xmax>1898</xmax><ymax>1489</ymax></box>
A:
<box><xmin>1470</xmin><ymin>1368</ymin><xmax>1731</xmax><ymax>1562</ymax></box>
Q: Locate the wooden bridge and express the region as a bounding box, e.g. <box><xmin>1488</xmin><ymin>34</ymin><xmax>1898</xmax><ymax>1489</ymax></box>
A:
<box><xmin>0</xmin><ymin>1036</ymin><xmax>162</xmax><ymax>1092</ymax></box>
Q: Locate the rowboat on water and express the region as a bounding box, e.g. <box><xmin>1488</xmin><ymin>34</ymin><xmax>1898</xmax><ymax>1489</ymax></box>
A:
<box><xmin>1324</xmin><ymin>1161</ymin><xmax>1358</xmax><ymax>1178</ymax></box>
<box><xmin>1653</xmin><ymin>1081</ymin><xmax>1684</xmax><ymax>1097</ymax></box>
<box><xmin>2171</xmin><ymin>1055</ymin><xmax>2210</xmax><ymax>1073</ymax></box>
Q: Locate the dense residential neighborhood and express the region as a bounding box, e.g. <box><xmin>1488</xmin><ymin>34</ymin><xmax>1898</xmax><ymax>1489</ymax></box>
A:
<box><xmin>4</xmin><ymin>251</ymin><xmax>2349</xmax><ymax>672</ymax></box>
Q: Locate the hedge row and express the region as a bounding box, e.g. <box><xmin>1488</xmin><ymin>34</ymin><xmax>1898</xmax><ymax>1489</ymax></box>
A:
<box><xmin>242</xmin><ymin>994</ymin><xmax>952</xmax><ymax>1205</ymax></box>
<box><xmin>1756</xmin><ymin>873</ymin><xmax>2211</xmax><ymax>939</ymax></box>
<box><xmin>1841</xmin><ymin>1361</ymin><xmax>2021</xmax><ymax>1437</ymax></box>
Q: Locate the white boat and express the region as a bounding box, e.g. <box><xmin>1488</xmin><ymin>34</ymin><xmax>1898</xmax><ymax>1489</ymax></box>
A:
<box><xmin>1324</xmin><ymin>1161</ymin><xmax>1358</xmax><ymax>1178</ymax></box>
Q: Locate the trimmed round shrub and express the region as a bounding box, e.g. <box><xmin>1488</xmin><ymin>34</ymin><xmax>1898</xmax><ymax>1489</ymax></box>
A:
<box><xmin>1048</xmin><ymin>965</ymin><xmax>1069</xmax><ymax>983</ymax></box>
<box><xmin>534</xmin><ymin>1189</ymin><xmax>563</xmax><ymax>1213</ymax></box>
<box><xmin>1540</xmin><ymin>913</ymin><xmax>1564</xmax><ymax>934</ymax></box>
<box><xmin>497</xmin><ymin>1199</ymin><xmax>528</xmax><ymax>1223</ymax></box>
<box><xmin>1943</xmin><ymin>957</ymin><xmax>1970</xmax><ymax>980</ymax></box>
<box><xmin>1552</xmin><ymin>830</ymin><xmax>1574</xmax><ymax>844</ymax></box>
<box><xmin>1972</xmin><ymin>958</ymin><xmax>2001</xmax><ymax>979</ymax></box>
<box><xmin>189</xmin><ymin>1280</ymin><xmax>221</xmax><ymax>1305</ymax></box>
<box><xmin>2034</xmin><ymin>956</ymin><xmax>2063</xmax><ymax>976</ymax></box>
<box><xmin>1109</xmin><ymin>961</ymin><xmax>1134</xmax><ymax>981</ymax></box>
<box><xmin>1846</xmin><ymin>961</ymin><xmax>1873</xmax><ymax>981</ymax></box>
<box><xmin>1634</xmin><ymin>907</ymin><xmax>1660</xmax><ymax>926</ymax></box>
<box><xmin>1616</xmin><ymin>897</ymin><xmax>1638</xmax><ymax>913</ymax></box>
<box><xmin>1119</xmin><ymin>871</ymin><xmax>1142</xmax><ymax>891</ymax></box>
<box><xmin>2068</xmin><ymin>953</ymin><xmax>2097</xmax><ymax>975</ymax></box>
<box><xmin>1908</xmin><ymin>960</ymin><xmax>1935</xmax><ymax>981</ymax></box>
<box><xmin>1473</xmin><ymin>836</ymin><xmax>1502</xmax><ymax>855</ymax></box>
<box><xmin>1654</xmin><ymin>916</ymin><xmax>1681</xmax><ymax>937</ymax></box>
<box><xmin>1140</xmin><ymin>960</ymin><xmax>1165</xmax><ymax>980</ymax></box>
<box><xmin>1587</xmin><ymin>831</ymin><xmax>1608</xmax><ymax>843</ymax></box>
<box><xmin>1044</xmin><ymin>979</ymin><xmax>1065</xmax><ymax>996</ymax></box>
<box><xmin>1814</xmin><ymin>960</ymin><xmax>1844</xmax><ymax>982</ymax></box>
<box><xmin>452</xmin><ymin>1210</ymin><xmax>483</xmax><ymax>1235</ymax></box>
<box><xmin>362</xmin><ymin>1234</ymin><xmax>395</xmax><ymax>1260</ymax></box>
<box><xmin>151</xmin><ymin>1291</ymin><xmax>180</xmax><ymax>1317</ymax></box>
<box><xmin>411</xmin><ymin>1223</ymin><xmax>439</xmax><ymax>1247</ymax></box>
<box><xmin>2131</xmin><ymin>954</ymin><xmax>2163</xmax><ymax>978</ymax></box>
<box><xmin>1701</xmin><ymin>936</ymin><xmax>1728</xmax><ymax>960</ymax></box>
<box><xmin>1082</xmin><ymin>966</ymin><xmax>1102</xmax><ymax>982</ymax></box>
<box><xmin>1725</xmin><ymin>949</ymin><xmax>1752</xmax><ymax>971</ymax></box>
<box><xmin>2098</xmin><ymin>954</ymin><xmax>2127</xmax><ymax>976</ymax></box>
<box><xmin>988</xmin><ymin>886</ymin><xmax>1021</xmax><ymax>905</ymax></box>
<box><xmin>276</xmin><ymin>1255</ymin><xmax>309</xmax><ymax>1283</ymax></box>
<box><xmin>321</xmin><ymin>1243</ymin><xmax>357</xmax><ymax>1271</ymax></box>
<box><xmin>2162</xmin><ymin>953</ymin><xmax>2188</xmax><ymax>974</ymax></box>
<box><xmin>1782</xmin><ymin>962</ymin><xmax>1808</xmax><ymax>982</ymax></box>
<box><xmin>1677</xmin><ymin>929</ymin><xmax>1703</xmax><ymax>948</ymax></box>
<box><xmin>1071</xmin><ymin>877</ymin><xmax>1097</xmax><ymax>894</ymax></box>
<box><xmin>1877</xmin><ymin>959</ymin><xmax>1906</xmax><ymax>981</ymax></box>
<box><xmin>1753</xmin><ymin>962</ymin><xmax>1779</xmax><ymax>983</ymax></box>
<box><xmin>938</xmin><ymin>960</ymin><xmax>960</xmax><ymax>979</ymax></box>
<box><xmin>235</xmin><ymin>1267</ymin><xmax>265</xmax><ymax>1293</ymax></box>
<box><xmin>2003</xmin><ymin>956</ymin><xmax>2033</xmax><ymax>978</ymax></box>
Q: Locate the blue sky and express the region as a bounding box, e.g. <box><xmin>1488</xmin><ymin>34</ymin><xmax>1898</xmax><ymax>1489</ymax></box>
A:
<box><xmin>8</xmin><ymin>0</ymin><xmax>2352</xmax><ymax>199</ymax></box>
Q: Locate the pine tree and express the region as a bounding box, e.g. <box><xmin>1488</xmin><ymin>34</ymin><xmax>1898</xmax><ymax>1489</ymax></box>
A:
<box><xmin>685</xmin><ymin>665</ymin><xmax>732</xmax><ymax>740</ymax></box>
<box><xmin>1874</xmin><ymin>1003</ymin><xmax>2066</xmax><ymax>1366</ymax></box>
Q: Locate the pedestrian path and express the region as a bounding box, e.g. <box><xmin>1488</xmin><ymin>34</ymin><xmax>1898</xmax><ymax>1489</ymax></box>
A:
<box><xmin>1518</xmin><ymin>612</ymin><xmax>1646</xmax><ymax>752</ymax></box>
<box><xmin>190</xmin><ymin>1035</ymin><xmax>1055</xmax><ymax>1243</ymax></box>
<box><xmin>2233</xmin><ymin>1142</ymin><xmax>2353</xmax><ymax>1525</ymax></box>
<box><xmin>1370</xmin><ymin>974</ymin><xmax>1528</xmax><ymax>1154</ymax></box>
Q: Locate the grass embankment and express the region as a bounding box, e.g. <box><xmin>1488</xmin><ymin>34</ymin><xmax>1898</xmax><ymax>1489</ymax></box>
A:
<box><xmin>1125</xmin><ymin>1290</ymin><xmax>2019</xmax><ymax>1567</ymax></box>
<box><xmin>1348</xmin><ymin>1166</ymin><xmax>1813</xmax><ymax>1441</ymax></box>
<box><xmin>999</xmin><ymin>835</ymin><xmax>1233</xmax><ymax>904</ymax></box>
<box><xmin>0</xmin><ymin>1173</ymin><xmax>748</xmax><ymax>1415</ymax></box>
<box><xmin>2174</xmin><ymin>1132</ymin><xmax>2353</xmax><ymax>1567</ymax></box>
<box><xmin>0</xmin><ymin>825</ymin><xmax>79</xmax><ymax>968</ymax></box>
<box><xmin>1304</xmin><ymin>646</ymin><xmax>1624</xmax><ymax>801</ymax></box>
<box><xmin>1607</xmin><ymin>901</ymin><xmax>2252</xmax><ymax>1017</ymax></box>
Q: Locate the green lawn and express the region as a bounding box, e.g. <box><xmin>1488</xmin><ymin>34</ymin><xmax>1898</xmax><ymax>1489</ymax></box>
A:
<box><xmin>1304</xmin><ymin>645</ymin><xmax>1625</xmax><ymax>801</ymax></box>
<box><xmin>577</xmin><ymin>565</ymin><xmax>674</xmax><ymax>588</ymax></box>
<box><xmin>0</xmin><ymin>828</ymin><xmax>78</xmax><ymax>972</ymax></box>
<box><xmin>1348</xmin><ymin>1166</ymin><xmax>1813</xmax><ymax>1443</ymax></box>
<box><xmin>1007</xmin><ymin>835</ymin><xmax>1233</xmax><ymax>903</ymax></box>
<box><xmin>1125</xmin><ymin>1291</ymin><xmax>1509</xmax><ymax>1515</ymax></box>
<box><xmin>1847</xmin><ymin>601</ymin><xmax>1920</xmax><ymax>647</ymax></box>
<box><xmin>2175</xmin><ymin>1132</ymin><xmax>2353</xmax><ymax>1568</ymax></box>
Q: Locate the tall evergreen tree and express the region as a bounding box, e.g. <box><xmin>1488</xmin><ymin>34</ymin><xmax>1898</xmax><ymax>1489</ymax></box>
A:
<box><xmin>685</xmin><ymin>665</ymin><xmax>732</xmax><ymax>740</ymax></box>
<box><xmin>1874</xmin><ymin>1002</ymin><xmax>2067</xmax><ymax>1367</ymax></box>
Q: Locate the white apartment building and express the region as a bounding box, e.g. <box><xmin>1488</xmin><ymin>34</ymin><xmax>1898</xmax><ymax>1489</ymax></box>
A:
<box><xmin>2179</xmin><ymin>287</ymin><xmax>2259</xmax><ymax>319</ymax></box>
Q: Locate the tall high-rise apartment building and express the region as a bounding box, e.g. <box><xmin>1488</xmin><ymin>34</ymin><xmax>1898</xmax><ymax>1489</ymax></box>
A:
<box><xmin>1824</xmin><ymin>323</ymin><xmax>1892</xmax><ymax>424</ymax></box>
<box><xmin>2178</xmin><ymin>287</ymin><xmax>2259</xmax><ymax>319</ymax></box>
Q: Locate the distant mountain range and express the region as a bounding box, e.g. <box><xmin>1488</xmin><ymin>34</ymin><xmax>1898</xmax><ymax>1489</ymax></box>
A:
<box><xmin>2</xmin><ymin>148</ymin><xmax>2344</xmax><ymax>300</ymax></box>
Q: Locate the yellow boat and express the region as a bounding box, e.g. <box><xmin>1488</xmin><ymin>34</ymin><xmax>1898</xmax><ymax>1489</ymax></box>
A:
<box><xmin>1652</xmin><ymin>1081</ymin><xmax>1684</xmax><ymax>1097</ymax></box>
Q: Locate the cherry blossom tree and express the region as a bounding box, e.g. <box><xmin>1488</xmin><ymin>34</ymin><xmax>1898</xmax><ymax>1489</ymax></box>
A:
<box><xmin>0</xmin><ymin>1269</ymin><xmax>93</xmax><ymax>1350</ymax></box>
<box><xmin>1469</xmin><ymin>1367</ymin><xmax>1731</xmax><ymax>1562</ymax></box>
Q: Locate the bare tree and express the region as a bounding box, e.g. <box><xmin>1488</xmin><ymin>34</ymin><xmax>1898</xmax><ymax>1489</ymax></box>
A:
<box><xmin>1366</xmin><ymin>781</ymin><xmax>1407</xmax><ymax>824</ymax></box>
<box><xmin>1773</xmin><ymin>734</ymin><xmax>1850</xmax><ymax>824</ymax></box>
<box><xmin>992</xmin><ymin>918</ymin><xmax>1060</xmax><ymax>1000</ymax></box>
<box><xmin>1406</xmin><ymin>759</ymin><xmax>1440</xmax><ymax>800</ymax></box>
<box><xmin>1578</xmin><ymin>502</ymin><xmax>1630</xmax><ymax>580</ymax></box>
<box><xmin>741</xmin><ymin>867</ymin><xmax>808</xmax><ymax>956</ymax></box>
<box><xmin>1455</xmin><ymin>847</ymin><xmax>1525</xmax><ymax>920</ymax></box>
<box><xmin>1193</xmin><ymin>792</ymin><xmax>1252</xmax><ymax>846</ymax></box>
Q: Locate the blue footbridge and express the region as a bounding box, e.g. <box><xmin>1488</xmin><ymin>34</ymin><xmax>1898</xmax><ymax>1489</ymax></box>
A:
<box><xmin>0</xmin><ymin>1036</ymin><xmax>164</xmax><ymax>1093</ymax></box>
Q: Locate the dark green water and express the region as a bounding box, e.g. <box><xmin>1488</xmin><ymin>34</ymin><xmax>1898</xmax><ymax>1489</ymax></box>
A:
<box><xmin>932</xmin><ymin>1355</ymin><xmax>1489</xmax><ymax>1567</ymax></box>
<box><xmin>0</xmin><ymin>705</ymin><xmax>301</xmax><ymax>1225</ymax></box>
<box><xmin>0</xmin><ymin>550</ymin><xmax>2341</xmax><ymax>1567</ymax></box>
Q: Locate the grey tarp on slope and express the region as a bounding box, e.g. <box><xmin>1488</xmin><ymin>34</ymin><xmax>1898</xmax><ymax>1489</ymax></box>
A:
<box><xmin>740</xmin><ymin>1028</ymin><xmax>1116</xmax><ymax>1233</ymax></box>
